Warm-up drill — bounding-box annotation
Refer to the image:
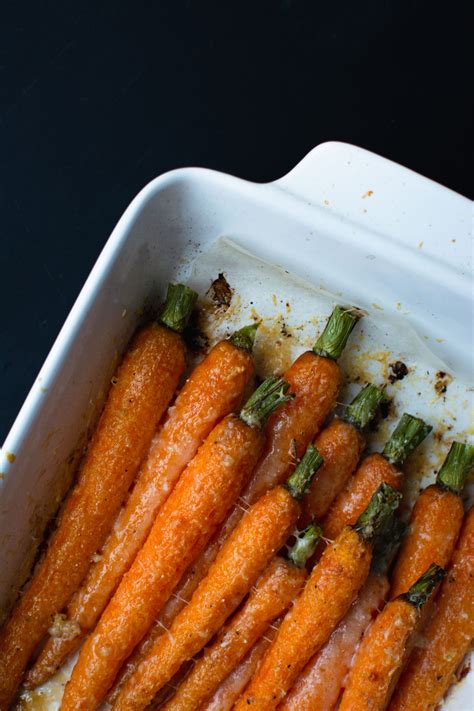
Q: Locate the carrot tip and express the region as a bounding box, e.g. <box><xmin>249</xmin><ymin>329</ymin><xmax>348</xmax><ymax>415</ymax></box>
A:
<box><xmin>159</xmin><ymin>283</ymin><xmax>198</xmax><ymax>333</ymax></box>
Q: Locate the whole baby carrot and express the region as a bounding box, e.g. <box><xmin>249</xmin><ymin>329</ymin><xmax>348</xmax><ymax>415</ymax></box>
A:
<box><xmin>300</xmin><ymin>383</ymin><xmax>385</xmax><ymax>525</ymax></box>
<box><xmin>339</xmin><ymin>563</ymin><xmax>445</xmax><ymax>711</ymax></box>
<box><xmin>390</xmin><ymin>441</ymin><xmax>474</xmax><ymax>598</ymax></box>
<box><xmin>60</xmin><ymin>377</ymin><xmax>292</xmax><ymax>710</ymax></box>
<box><xmin>234</xmin><ymin>483</ymin><xmax>401</xmax><ymax>710</ymax></box>
<box><xmin>389</xmin><ymin>507</ymin><xmax>474</xmax><ymax>711</ymax></box>
<box><xmin>163</xmin><ymin>525</ymin><xmax>321</xmax><ymax>711</ymax></box>
<box><xmin>25</xmin><ymin>324</ymin><xmax>258</xmax><ymax>689</ymax></box>
<box><xmin>280</xmin><ymin>517</ymin><xmax>406</xmax><ymax>711</ymax></box>
<box><xmin>137</xmin><ymin>306</ymin><xmax>360</xmax><ymax>668</ymax></box>
<box><xmin>323</xmin><ymin>413</ymin><xmax>431</xmax><ymax>540</ymax></box>
<box><xmin>112</xmin><ymin>445</ymin><xmax>325</xmax><ymax>711</ymax></box>
<box><xmin>0</xmin><ymin>283</ymin><xmax>196</xmax><ymax>709</ymax></box>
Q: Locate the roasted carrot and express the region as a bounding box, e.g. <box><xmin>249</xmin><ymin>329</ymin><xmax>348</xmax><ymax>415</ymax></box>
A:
<box><xmin>0</xmin><ymin>283</ymin><xmax>196</xmax><ymax>709</ymax></box>
<box><xmin>323</xmin><ymin>413</ymin><xmax>431</xmax><ymax>540</ymax></box>
<box><xmin>301</xmin><ymin>383</ymin><xmax>385</xmax><ymax>525</ymax></box>
<box><xmin>135</xmin><ymin>305</ymin><xmax>360</xmax><ymax>670</ymax></box>
<box><xmin>389</xmin><ymin>507</ymin><xmax>474</xmax><ymax>711</ymax></box>
<box><xmin>390</xmin><ymin>441</ymin><xmax>474</xmax><ymax>599</ymax></box>
<box><xmin>59</xmin><ymin>377</ymin><xmax>291</xmax><ymax>710</ymax></box>
<box><xmin>112</xmin><ymin>445</ymin><xmax>325</xmax><ymax>711</ymax></box>
<box><xmin>234</xmin><ymin>483</ymin><xmax>401</xmax><ymax>710</ymax></box>
<box><xmin>25</xmin><ymin>324</ymin><xmax>257</xmax><ymax>690</ymax></box>
<box><xmin>339</xmin><ymin>563</ymin><xmax>445</xmax><ymax>711</ymax></box>
<box><xmin>280</xmin><ymin>516</ymin><xmax>406</xmax><ymax>711</ymax></box>
<box><xmin>163</xmin><ymin>525</ymin><xmax>321</xmax><ymax>711</ymax></box>
<box><xmin>202</xmin><ymin>634</ymin><xmax>274</xmax><ymax>711</ymax></box>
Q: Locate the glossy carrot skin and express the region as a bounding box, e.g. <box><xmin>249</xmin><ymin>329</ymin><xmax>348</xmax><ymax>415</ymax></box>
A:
<box><xmin>164</xmin><ymin>557</ymin><xmax>305</xmax><ymax>711</ymax></box>
<box><xmin>113</xmin><ymin>487</ymin><xmax>301</xmax><ymax>711</ymax></box>
<box><xmin>300</xmin><ymin>418</ymin><xmax>365</xmax><ymax>525</ymax></box>
<box><xmin>338</xmin><ymin>597</ymin><xmax>419</xmax><ymax>711</ymax></box>
<box><xmin>390</xmin><ymin>484</ymin><xmax>464</xmax><ymax>598</ymax></box>
<box><xmin>323</xmin><ymin>453</ymin><xmax>402</xmax><ymax>540</ymax></box>
<box><xmin>26</xmin><ymin>339</ymin><xmax>254</xmax><ymax>689</ymax></box>
<box><xmin>390</xmin><ymin>508</ymin><xmax>474</xmax><ymax>711</ymax></box>
<box><xmin>235</xmin><ymin>526</ymin><xmax>372</xmax><ymax>710</ymax></box>
<box><xmin>202</xmin><ymin>630</ymin><xmax>277</xmax><ymax>711</ymax></box>
<box><xmin>0</xmin><ymin>322</ymin><xmax>185</xmax><ymax>708</ymax></box>
<box><xmin>280</xmin><ymin>572</ymin><xmax>389</xmax><ymax>711</ymax></box>
<box><xmin>145</xmin><ymin>350</ymin><xmax>341</xmax><ymax>658</ymax></box>
<box><xmin>61</xmin><ymin>415</ymin><xmax>264</xmax><ymax>710</ymax></box>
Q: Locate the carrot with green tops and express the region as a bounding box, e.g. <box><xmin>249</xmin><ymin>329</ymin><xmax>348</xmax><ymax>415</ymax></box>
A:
<box><xmin>339</xmin><ymin>563</ymin><xmax>445</xmax><ymax>711</ymax></box>
<box><xmin>389</xmin><ymin>507</ymin><xmax>474</xmax><ymax>711</ymax></box>
<box><xmin>0</xmin><ymin>283</ymin><xmax>196</xmax><ymax>709</ymax></box>
<box><xmin>300</xmin><ymin>383</ymin><xmax>385</xmax><ymax>525</ymax></box>
<box><xmin>112</xmin><ymin>379</ymin><xmax>376</xmax><ymax>705</ymax></box>
<box><xmin>323</xmin><ymin>413</ymin><xmax>431</xmax><ymax>540</ymax></box>
<box><xmin>60</xmin><ymin>377</ymin><xmax>292</xmax><ymax>710</ymax></box>
<box><xmin>390</xmin><ymin>441</ymin><xmax>474</xmax><ymax>599</ymax></box>
<box><xmin>234</xmin><ymin>483</ymin><xmax>401</xmax><ymax>710</ymax></box>
<box><xmin>280</xmin><ymin>517</ymin><xmax>406</xmax><ymax>711</ymax></box>
<box><xmin>112</xmin><ymin>444</ymin><xmax>325</xmax><ymax>711</ymax></box>
<box><xmin>25</xmin><ymin>324</ymin><xmax>258</xmax><ymax>690</ymax></box>
<box><xmin>164</xmin><ymin>524</ymin><xmax>322</xmax><ymax>711</ymax></box>
<box><xmin>135</xmin><ymin>306</ymin><xmax>360</xmax><ymax>670</ymax></box>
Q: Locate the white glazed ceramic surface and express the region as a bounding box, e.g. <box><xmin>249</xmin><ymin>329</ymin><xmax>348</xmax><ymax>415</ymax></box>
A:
<box><xmin>1</xmin><ymin>142</ymin><xmax>472</xmax><ymax>709</ymax></box>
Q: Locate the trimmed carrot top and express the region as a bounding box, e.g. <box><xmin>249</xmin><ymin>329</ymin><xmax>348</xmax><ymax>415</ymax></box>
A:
<box><xmin>436</xmin><ymin>441</ymin><xmax>474</xmax><ymax>495</ymax></box>
<box><xmin>343</xmin><ymin>383</ymin><xmax>386</xmax><ymax>431</ymax></box>
<box><xmin>313</xmin><ymin>306</ymin><xmax>360</xmax><ymax>360</ymax></box>
<box><xmin>159</xmin><ymin>283</ymin><xmax>197</xmax><ymax>333</ymax></box>
<box><xmin>382</xmin><ymin>413</ymin><xmax>432</xmax><ymax>466</ymax></box>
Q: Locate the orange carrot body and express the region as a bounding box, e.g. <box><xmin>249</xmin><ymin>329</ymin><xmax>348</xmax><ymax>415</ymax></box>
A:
<box><xmin>300</xmin><ymin>418</ymin><xmax>364</xmax><ymax>525</ymax></box>
<box><xmin>139</xmin><ymin>350</ymin><xmax>341</xmax><ymax>667</ymax></box>
<box><xmin>280</xmin><ymin>571</ymin><xmax>389</xmax><ymax>711</ymax></box>
<box><xmin>390</xmin><ymin>508</ymin><xmax>474</xmax><ymax>711</ymax></box>
<box><xmin>113</xmin><ymin>486</ymin><xmax>301</xmax><ymax>711</ymax></box>
<box><xmin>26</xmin><ymin>339</ymin><xmax>253</xmax><ymax>689</ymax></box>
<box><xmin>164</xmin><ymin>557</ymin><xmax>305</xmax><ymax>711</ymax></box>
<box><xmin>235</xmin><ymin>526</ymin><xmax>372</xmax><ymax>710</ymax></box>
<box><xmin>323</xmin><ymin>453</ymin><xmax>402</xmax><ymax>540</ymax></box>
<box><xmin>390</xmin><ymin>484</ymin><xmax>464</xmax><ymax>598</ymax></box>
<box><xmin>0</xmin><ymin>322</ymin><xmax>185</xmax><ymax>708</ymax></box>
<box><xmin>202</xmin><ymin>628</ymin><xmax>278</xmax><ymax>711</ymax></box>
<box><xmin>61</xmin><ymin>415</ymin><xmax>263</xmax><ymax>710</ymax></box>
<box><xmin>338</xmin><ymin>597</ymin><xmax>419</xmax><ymax>711</ymax></box>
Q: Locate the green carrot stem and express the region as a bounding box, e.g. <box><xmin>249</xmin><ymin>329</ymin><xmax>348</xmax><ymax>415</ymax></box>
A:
<box><xmin>284</xmin><ymin>444</ymin><xmax>324</xmax><ymax>501</ymax></box>
<box><xmin>382</xmin><ymin>413</ymin><xmax>432</xmax><ymax>466</ymax></box>
<box><xmin>159</xmin><ymin>283</ymin><xmax>198</xmax><ymax>334</ymax></box>
<box><xmin>371</xmin><ymin>516</ymin><xmax>406</xmax><ymax>575</ymax></box>
<box><xmin>401</xmin><ymin>563</ymin><xmax>446</xmax><ymax>609</ymax></box>
<box><xmin>239</xmin><ymin>377</ymin><xmax>293</xmax><ymax>430</ymax></box>
<box><xmin>229</xmin><ymin>323</ymin><xmax>260</xmax><ymax>352</ymax></box>
<box><xmin>313</xmin><ymin>306</ymin><xmax>360</xmax><ymax>360</ymax></box>
<box><xmin>354</xmin><ymin>482</ymin><xmax>401</xmax><ymax>543</ymax></box>
<box><xmin>436</xmin><ymin>442</ymin><xmax>474</xmax><ymax>495</ymax></box>
<box><xmin>287</xmin><ymin>523</ymin><xmax>323</xmax><ymax>568</ymax></box>
<box><xmin>343</xmin><ymin>384</ymin><xmax>386</xmax><ymax>431</ymax></box>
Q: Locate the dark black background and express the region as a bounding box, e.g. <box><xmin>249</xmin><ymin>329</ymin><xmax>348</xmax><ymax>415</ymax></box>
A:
<box><xmin>1</xmin><ymin>0</ymin><xmax>472</xmax><ymax>442</ymax></box>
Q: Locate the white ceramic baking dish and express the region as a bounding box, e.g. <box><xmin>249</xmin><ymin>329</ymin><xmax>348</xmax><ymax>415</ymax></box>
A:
<box><xmin>1</xmin><ymin>142</ymin><xmax>472</xmax><ymax>708</ymax></box>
